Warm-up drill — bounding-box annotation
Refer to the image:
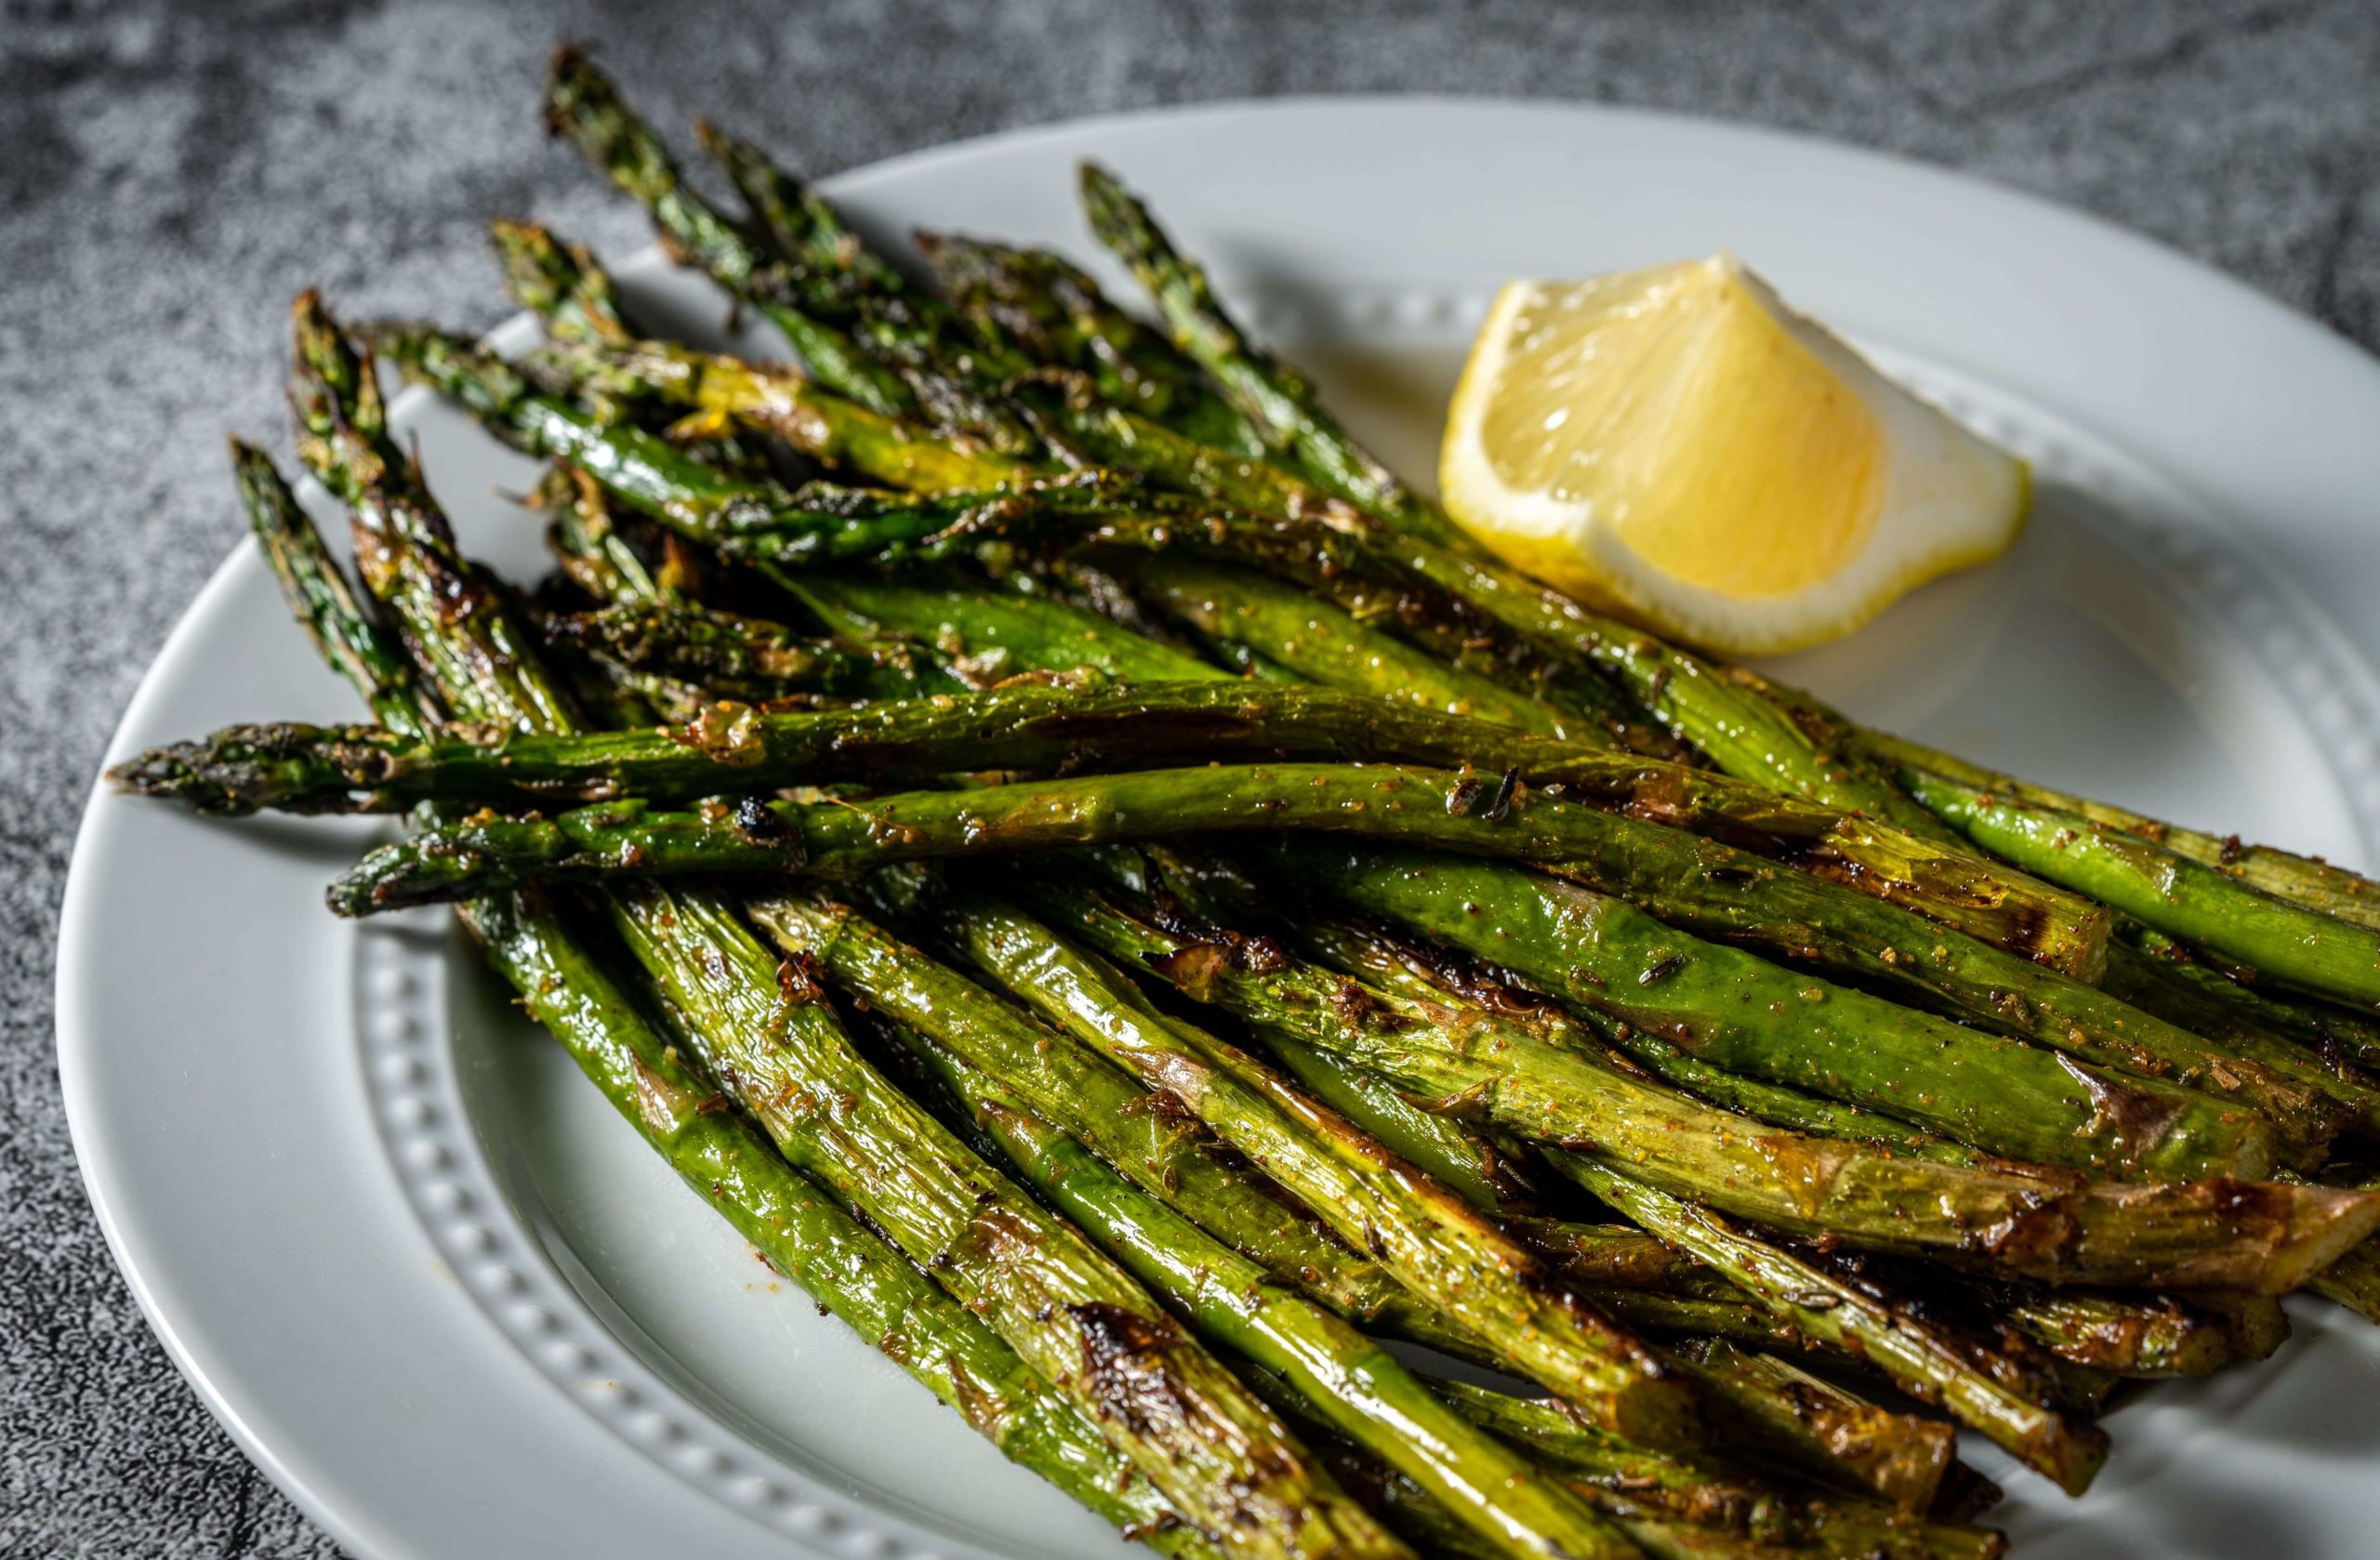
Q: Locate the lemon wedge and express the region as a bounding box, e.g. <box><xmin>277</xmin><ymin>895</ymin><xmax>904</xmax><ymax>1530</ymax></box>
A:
<box><xmin>1440</xmin><ymin>255</ymin><xmax>2028</xmax><ymax>656</ymax></box>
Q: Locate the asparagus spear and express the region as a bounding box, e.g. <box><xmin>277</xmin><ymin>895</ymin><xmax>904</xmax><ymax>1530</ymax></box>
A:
<box><xmin>127</xmin><ymin>676</ymin><xmax>2102</xmax><ymax>979</ymax></box>
<box><xmin>489</xmin><ymin>218</ymin><xmax>635</xmax><ymax>347</ymax></box>
<box><xmin>540</xmin><ymin>47</ymin><xmax>916</xmax><ymax>417</ymax></box>
<box><xmin>548</xmin><ymin>334</ymin><xmax>1031</xmax><ymax>490</ymax></box>
<box><xmin>1668</xmin><ymin>1341</ymin><xmax>1970</xmax><ymax>1515</ymax></box>
<box><xmin>1477</xmin><ymin>857</ymin><xmax>2347</xmax><ymax>1165</ymax></box>
<box><xmin>1435</xmin><ymin>1383</ymin><xmax>2003</xmax><ymax>1560</ymax></box>
<box><xmin>487</xmin><ymin>892</ymin><xmax>1230</xmax><ymax>1554</ymax></box>
<box><xmin>1239</xmin><ymin>1018</ymin><xmax>1537</xmax><ymax>1219</ymax></box>
<box><xmin>547</xmin><ymin>601</ymin><xmax>971</xmax><ymax>702</ymax></box>
<box><xmin>692</xmin><ymin>119</ymin><xmax>908</xmax><ymax>297</ymax></box>
<box><xmin>292</xmin><ymin>294</ymin><xmax>1391</xmax><ymax>1560</ymax></box>
<box><xmin>1113</xmin><ymin>848</ymin><xmax>2241</xmax><ymax>1381</ymax></box>
<box><xmin>1855</xmin><ymin>723</ymin><xmax>2380</xmax><ymax>933</ymax></box>
<box><xmin>1952</xmin><ymin>1281</ymin><xmax>2236</xmax><ymax>1378</ymax></box>
<box><xmin>1123</xmin><ymin>560</ymin><xmax>1581</xmax><ymax>737</ymax></box>
<box><xmin>1262</xmin><ymin>1373</ymin><xmax>1896</xmax><ymax>1560</ymax></box>
<box><xmin>1012</xmin><ymin>865</ymin><xmax>2380</xmax><ymax>1287</ymax></box>
<box><xmin>288</xmin><ymin>297</ymin><xmax>581</xmax><ymax>734</ymax></box>
<box><xmin>2119</xmin><ymin>921</ymin><xmax>2380</xmax><ymax>1073</ymax></box>
<box><xmin>1902</xmin><ymin>764</ymin><xmax>2380</xmax><ymax>1008</ymax></box>
<box><xmin>228</xmin><ymin>440</ymin><xmax>430</xmax><ymax>737</ymax></box>
<box><xmin>1754</xmin><ymin>673</ymin><xmax>2380</xmax><ymax>983</ymax></box>
<box><xmin>1276</xmin><ymin>836</ymin><xmax>2269</xmax><ymax>1179</ymax></box>
<box><xmin>230</xmin><ymin>432</ymin><xmax>1225</xmax><ymax>1557</ymax></box>
<box><xmin>1078</xmin><ymin>164</ymin><xmax>1462</xmax><ymax>553</ymax></box>
<box><xmin>316</xmin><ymin>763</ymin><xmax>2270</xmax><ymax>1179</ymax></box>
<box><xmin>1013</xmin><ymin>872</ymin><xmax>2106</xmax><ymax>1489</ymax></box>
<box><xmin>913</xmin><ymin>892</ymin><xmax>1699</xmax><ymax>1444</ymax></box>
<box><xmin>610</xmin><ymin>882</ymin><xmax>1400</xmax><ymax>1560</ymax></box>
<box><xmin>917</xmin><ymin>230</ymin><xmax>1266</xmax><ymax>456</ymax></box>
<box><xmin>2096</xmin><ymin>941</ymin><xmax>2380</xmax><ymax>1137</ymax></box>
<box><xmin>2309</xmin><ymin>1241</ymin><xmax>2380</xmax><ymax>1322</ymax></box>
<box><xmin>1552</xmin><ymin>1157</ymin><xmax>2106</xmax><ymax>1494</ymax></box>
<box><xmin>787</xmin><ymin>573</ymin><xmax>1234</xmax><ymax>682</ymax></box>
<box><xmin>880</xmin><ymin>1010</ymin><xmax>1645</xmax><ymax>1560</ymax></box>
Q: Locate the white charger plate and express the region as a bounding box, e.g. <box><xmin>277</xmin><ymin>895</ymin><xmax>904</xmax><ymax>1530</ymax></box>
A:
<box><xmin>57</xmin><ymin>98</ymin><xmax>2380</xmax><ymax>1560</ymax></box>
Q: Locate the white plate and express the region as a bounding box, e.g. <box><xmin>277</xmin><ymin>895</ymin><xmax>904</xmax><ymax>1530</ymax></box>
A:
<box><xmin>58</xmin><ymin>99</ymin><xmax>2380</xmax><ymax>1560</ymax></box>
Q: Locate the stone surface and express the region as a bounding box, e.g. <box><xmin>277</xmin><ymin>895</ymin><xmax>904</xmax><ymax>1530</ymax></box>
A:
<box><xmin>4</xmin><ymin>1</ymin><xmax>2376</xmax><ymax>1553</ymax></box>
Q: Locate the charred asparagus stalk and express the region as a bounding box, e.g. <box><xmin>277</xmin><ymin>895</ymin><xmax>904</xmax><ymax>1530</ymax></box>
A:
<box><xmin>546</xmin><ymin>601</ymin><xmax>971</xmax><ymax>702</ymax></box>
<box><xmin>612</xmin><ymin>881</ymin><xmax>1402</xmax><ymax>1560</ymax></box>
<box><xmin>1435</xmin><ymin>1382</ymin><xmax>2002</xmax><ymax>1559</ymax></box>
<box><xmin>1002</xmin><ymin>859</ymin><xmax>2377</xmax><ymax>1287</ymax></box>
<box><xmin>228</xmin><ymin>442</ymin><xmax>430</xmax><ymax>736</ymax></box>
<box><xmin>918</xmin><ymin>229</ymin><xmax>1266</xmax><ymax>455</ymax></box>
<box><xmin>1552</xmin><ymin>1158</ymin><xmax>2106</xmax><ymax>1494</ymax></box>
<box><xmin>1852</xmin><ymin>724</ymin><xmax>2380</xmax><ymax>934</ymax></box>
<box><xmin>1118</xmin><ymin>559</ymin><xmax>1581</xmax><ymax>738</ymax></box>
<box><xmin>480</xmin><ymin>891</ymin><xmax>1220</xmax><ymax>1556</ymax></box>
<box><xmin>1011</xmin><ymin>869</ymin><xmax>2107</xmax><ymax>1490</ymax></box>
<box><xmin>1902</xmin><ymin>763</ymin><xmax>2380</xmax><ymax>1009</ymax></box>
<box><xmin>541</xmin><ymin>47</ymin><xmax>917</xmax><ymax>417</ymax></box>
<box><xmin>1116</xmin><ymin>849</ymin><xmax>2243</xmax><ymax>1381</ymax></box>
<box><xmin>116</xmin><ymin>677</ymin><xmax>2095</xmax><ymax>976</ymax></box>
<box><xmin>288</xmin><ymin>292</ymin><xmax>1393</xmax><ymax>1560</ymax></box>
<box><xmin>314</xmin><ymin>762</ymin><xmax>2270</xmax><ymax>1179</ymax></box>
<box><xmin>768</xmin><ymin>883</ymin><xmax>1703</xmax><ymax>1448</ymax></box>
<box><xmin>1077</xmin><ymin>163</ymin><xmax>1461</xmax><ymax>552</ymax></box>
<box><xmin>857</xmin><ymin>980</ymin><xmax>1646</xmax><ymax>1557</ymax></box>
<box><xmin>253</xmin><ymin>349</ymin><xmax>1218</xmax><ymax>1553</ymax></box>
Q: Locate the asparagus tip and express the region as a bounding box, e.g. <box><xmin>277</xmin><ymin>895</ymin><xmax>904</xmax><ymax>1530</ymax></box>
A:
<box><xmin>542</xmin><ymin>42</ymin><xmax>605</xmax><ymax>137</ymax></box>
<box><xmin>226</xmin><ymin>436</ymin><xmax>286</xmax><ymax>505</ymax></box>
<box><xmin>103</xmin><ymin>744</ymin><xmax>236</xmax><ymax>812</ymax></box>
<box><xmin>689</xmin><ymin>114</ymin><xmax>734</xmax><ymax>162</ymax></box>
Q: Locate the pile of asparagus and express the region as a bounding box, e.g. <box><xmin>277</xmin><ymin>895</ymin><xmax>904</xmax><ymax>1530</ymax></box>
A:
<box><xmin>114</xmin><ymin>47</ymin><xmax>2380</xmax><ymax>1560</ymax></box>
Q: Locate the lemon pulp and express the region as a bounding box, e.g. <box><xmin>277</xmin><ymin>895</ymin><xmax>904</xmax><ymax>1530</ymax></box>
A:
<box><xmin>1442</xmin><ymin>254</ymin><xmax>2026</xmax><ymax>655</ymax></box>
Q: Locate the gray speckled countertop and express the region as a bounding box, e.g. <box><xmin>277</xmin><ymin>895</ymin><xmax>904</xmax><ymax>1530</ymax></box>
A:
<box><xmin>5</xmin><ymin>2</ymin><xmax>2377</xmax><ymax>1553</ymax></box>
